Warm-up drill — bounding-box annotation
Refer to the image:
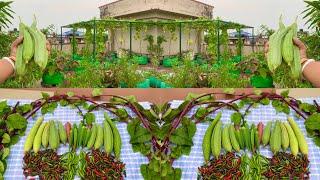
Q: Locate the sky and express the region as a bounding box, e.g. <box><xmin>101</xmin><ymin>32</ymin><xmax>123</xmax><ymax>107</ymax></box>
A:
<box><xmin>9</xmin><ymin>0</ymin><xmax>309</xmax><ymax>33</ymax></box>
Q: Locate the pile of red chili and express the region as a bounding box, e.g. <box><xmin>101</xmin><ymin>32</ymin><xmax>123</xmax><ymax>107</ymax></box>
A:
<box><xmin>264</xmin><ymin>152</ymin><xmax>310</xmax><ymax>179</ymax></box>
<box><xmin>198</xmin><ymin>152</ymin><xmax>242</xmax><ymax>180</ymax></box>
<box><xmin>83</xmin><ymin>150</ymin><xmax>126</xmax><ymax>179</ymax></box>
<box><xmin>23</xmin><ymin>150</ymin><xmax>66</xmax><ymax>179</ymax></box>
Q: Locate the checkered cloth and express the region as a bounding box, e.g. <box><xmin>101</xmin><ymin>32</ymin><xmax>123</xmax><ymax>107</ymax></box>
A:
<box><xmin>3</xmin><ymin>98</ymin><xmax>320</xmax><ymax>180</ymax></box>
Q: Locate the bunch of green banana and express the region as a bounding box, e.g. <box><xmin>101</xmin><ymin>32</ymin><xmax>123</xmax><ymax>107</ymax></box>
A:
<box><xmin>24</xmin><ymin>119</ymin><xmax>68</xmax><ymax>153</ymax></box>
<box><xmin>16</xmin><ymin>16</ymin><xmax>48</xmax><ymax>76</ymax></box>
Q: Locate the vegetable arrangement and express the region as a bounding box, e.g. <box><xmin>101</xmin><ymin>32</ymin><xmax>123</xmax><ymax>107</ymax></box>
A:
<box><xmin>2</xmin><ymin>90</ymin><xmax>320</xmax><ymax>179</ymax></box>
<box><xmin>202</xmin><ymin>116</ymin><xmax>308</xmax><ymax>161</ymax></box>
<box><xmin>16</xmin><ymin>16</ymin><xmax>49</xmax><ymax>76</ymax></box>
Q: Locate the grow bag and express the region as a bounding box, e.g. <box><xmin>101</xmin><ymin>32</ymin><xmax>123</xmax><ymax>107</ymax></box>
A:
<box><xmin>133</xmin><ymin>55</ymin><xmax>148</xmax><ymax>65</ymax></box>
<box><xmin>136</xmin><ymin>79</ymin><xmax>151</xmax><ymax>88</ymax></box>
<box><xmin>163</xmin><ymin>57</ymin><xmax>179</xmax><ymax>68</ymax></box>
<box><xmin>42</xmin><ymin>72</ymin><xmax>64</xmax><ymax>86</ymax></box>
<box><xmin>250</xmin><ymin>75</ymin><xmax>274</xmax><ymax>88</ymax></box>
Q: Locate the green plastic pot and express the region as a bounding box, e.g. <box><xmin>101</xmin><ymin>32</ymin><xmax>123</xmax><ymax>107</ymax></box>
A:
<box><xmin>42</xmin><ymin>72</ymin><xmax>64</xmax><ymax>86</ymax></box>
<box><xmin>133</xmin><ymin>55</ymin><xmax>148</xmax><ymax>65</ymax></box>
<box><xmin>250</xmin><ymin>75</ymin><xmax>274</xmax><ymax>88</ymax></box>
<box><xmin>136</xmin><ymin>79</ymin><xmax>151</xmax><ymax>88</ymax></box>
<box><xmin>120</xmin><ymin>82</ymin><xmax>128</xmax><ymax>88</ymax></box>
<box><xmin>163</xmin><ymin>57</ymin><xmax>179</xmax><ymax>68</ymax></box>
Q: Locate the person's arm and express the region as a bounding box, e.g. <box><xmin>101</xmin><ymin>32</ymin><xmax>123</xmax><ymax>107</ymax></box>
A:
<box><xmin>293</xmin><ymin>38</ymin><xmax>320</xmax><ymax>88</ymax></box>
<box><xmin>0</xmin><ymin>37</ymin><xmax>51</xmax><ymax>84</ymax></box>
<box><xmin>0</xmin><ymin>37</ymin><xmax>23</xmax><ymax>84</ymax></box>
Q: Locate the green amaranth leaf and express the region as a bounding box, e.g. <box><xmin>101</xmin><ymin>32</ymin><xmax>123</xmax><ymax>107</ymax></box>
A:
<box><xmin>41</xmin><ymin>92</ymin><xmax>50</xmax><ymax>99</ymax></box>
<box><xmin>17</xmin><ymin>104</ymin><xmax>32</xmax><ymax>114</ymax></box>
<box><xmin>223</xmin><ymin>88</ymin><xmax>235</xmax><ymax>95</ymax></box>
<box><xmin>67</xmin><ymin>91</ymin><xmax>75</xmax><ymax>97</ymax></box>
<box><xmin>115</xmin><ymin>108</ymin><xmax>129</xmax><ymax>120</ymax></box>
<box><xmin>6</xmin><ymin>113</ymin><xmax>27</xmax><ymax>130</ymax></box>
<box><xmin>1</xmin><ymin>148</ymin><xmax>9</xmax><ymax>160</ymax></box>
<box><xmin>1</xmin><ymin>133</ymin><xmax>10</xmax><ymax>144</ymax></box>
<box><xmin>231</xmin><ymin>112</ymin><xmax>242</xmax><ymax>125</ymax></box>
<box><xmin>41</xmin><ymin>102</ymin><xmax>58</xmax><ymax>115</ymax></box>
<box><xmin>195</xmin><ymin>107</ymin><xmax>208</xmax><ymax>120</ymax></box>
<box><xmin>299</xmin><ymin>103</ymin><xmax>317</xmax><ymax>113</ymax></box>
<box><xmin>260</xmin><ymin>98</ymin><xmax>270</xmax><ymax>105</ymax></box>
<box><xmin>280</xmin><ymin>89</ymin><xmax>290</xmax><ymax>98</ymax></box>
<box><xmin>92</xmin><ymin>88</ymin><xmax>102</xmax><ymax>97</ymax></box>
<box><xmin>84</xmin><ymin>113</ymin><xmax>95</xmax><ymax>125</ymax></box>
<box><xmin>305</xmin><ymin>113</ymin><xmax>320</xmax><ymax>131</ymax></box>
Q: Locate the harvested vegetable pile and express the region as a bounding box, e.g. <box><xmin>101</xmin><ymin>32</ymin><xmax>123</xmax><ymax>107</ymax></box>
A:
<box><xmin>79</xmin><ymin>150</ymin><xmax>126</xmax><ymax>179</ymax></box>
<box><xmin>198</xmin><ymin>152</ymin><xmax>242</xmax><ymax>179</ymax></box>
<box><xmin>23</xmin><ymin>149</ymin><xmax>66</xmax><ymax>179</ymax></box>
<box><xmin>264</xmin><ymin>152</ymin><xmax>310</xmax><ymax>179</ymax></box>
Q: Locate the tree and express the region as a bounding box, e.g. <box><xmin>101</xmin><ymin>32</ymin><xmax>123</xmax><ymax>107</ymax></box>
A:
<box><xmin>303</xmin><ymin>0</ymin><xmax>320</xmax><ymax>34</ymax></box>
<box><xmin>0</xmin><ymin>1</ymin><xmax>14</xmax><ymax>30</ymax></box>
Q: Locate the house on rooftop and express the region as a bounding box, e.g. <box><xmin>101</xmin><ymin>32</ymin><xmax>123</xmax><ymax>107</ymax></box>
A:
<box><xmin>99</xmin><ymin>0</ymin><xmax>214</xmax><ymax>56</ymax></box>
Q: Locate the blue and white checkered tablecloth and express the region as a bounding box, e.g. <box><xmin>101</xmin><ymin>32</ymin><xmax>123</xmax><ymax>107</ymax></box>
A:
<box><xmin>3</xmin><ymin>98</ymin><xmax>320</xmax><ymax>180</ymax></box>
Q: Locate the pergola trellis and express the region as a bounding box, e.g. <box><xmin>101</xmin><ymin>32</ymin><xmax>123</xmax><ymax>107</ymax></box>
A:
<box><xmin>61</xmin><ymin>18</ymin><xmax>254</xmax><ymax>61</ymax></box>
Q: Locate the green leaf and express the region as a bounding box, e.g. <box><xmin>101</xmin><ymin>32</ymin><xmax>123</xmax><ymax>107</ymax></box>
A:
<box><xmin>115</xmin><ymin>108</ymin><xmax>129</xmax><ymax>120</ymax></box>
<box><xmin>181</xmin><ymin>145</ymin><xmax>192</xmax><ymax>155</ymax></box>
<box><xmin>9</xmin><ymin>135</ymin><xmax>20</xmax><ymax>146</ymax></box>
<box><xmin>92</xmin><ymin>88</ymin><xmax>102</xmax><ymax>97</ymax></box>
<box><xmin>17</xmin><ymin>104</ymin><xmax>32</xmax><ymax>114</ymax></box>
<box><xmin>231</xmin><ymin>112</ymin><xmax>242</xmax><ymax>125</ymax></box>
<box><xmin>305</xmin><ymin>113</ymin><xmax>320</xmax><ymax>131</ymax></box>
<box><xmin>173</xmin><ymin>168</ymin><xmax>182</xmax><ymax>180</ymax></box>
<box><xmin>130</xmin><ymin>126</ymin><xmax>152</xmax><ymax>144</ymax></box>
<box><xmin>170</xmin><ymin>126</ymin><xmax>193</xmax><ymax>146</ymax></box>
<box><xmin>84</xmin><ymin>113</ymin><xmax>95</xmax><ymax>125</ymax></box>
<box><xmin>6</xmin><ymin>113</ymin><xmax>27</xmax><ymax>130</ymax></box>
<box><xmin>41</xmin><ymin>102</ymin><xmax>58</xmax><ymax>115</ymax></box>
<box><xmin>280</xmin><ymin>89</ymin><xmax>290</xmax><ymax>98</ymax></box>
<box><xmin>195</xmin><ymin>107</ymin><xmax>207</xmax><ymax>120</ymax></box>
<box><xmin>59</xmin><ymin>99</ymin><xmax>69</xmax><ymax>107</ymax></box>
<box><xmin>182</xmin><ymin>118</ymin><xmax>196</xmax><ymax>138</ymax></box>
<box><xmin>253</xmin><ymin>89</ymin><xmax>262</xmax><ymax>95</ymax></box>
<box><xmin>67</xmin><ymin>91</ymin><xmax>75</xmax><ymax>97</ymax></box>
<box><xmin>1</xmin><ymin>133</ymin><xmax>10</xmax><ymax>144</ymax></box>
<box><xmin>299</xmin><ymin>103</ymin><xmax>317</xmax><ymax>113</ymax></box>
<box><xmin>1</xmin><ymin>148</ymin><xmax>9</xmax><ymax>160</ymax></box>
<box><xmin>0</xmin><ymin>101</ymin><xmax>7</xmax><ymax>112</ymax></box>
<box><xmin>140</xmin><ymin>164</ymin><xmax>150</xmax><ymax>179</ymax></box>
<box><xmin>41</xmin><ymin>92</ymin><xmax>50</xmax><ymax>99</ymax></box>
<box><xmin>260</xmin><ymin>98</ymin><xmax>270</xmax><ymax>105</ymax></box>
<box><xmin>223</xmin><ymin>88</ymin><xmax>235</xmax><ymax>95</ymax></box>
<box><xmin>127</xmin><ymin>119</ymin><xmax>140</xmax><ymax>136</ymax></box>
<box><xmin>0</xmin><ymin>161</ymin><xmax>4</xmax><ymax>173</ymax></box>
<box><xmin>170</xmin><ymin>146</ymin><xmax>182</xmax><ymax>159</ymax></box>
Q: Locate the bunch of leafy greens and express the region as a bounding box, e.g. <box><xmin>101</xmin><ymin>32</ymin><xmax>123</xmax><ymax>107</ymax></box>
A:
<box><xmin>0</xmin><ymin>100</ymin><xmax>30</xmax><ymax>179</ymax></box>
<box><xmin>305</xmin><ymin>113</ymin><xmax>320</xmax><ymax>146</ymax></box>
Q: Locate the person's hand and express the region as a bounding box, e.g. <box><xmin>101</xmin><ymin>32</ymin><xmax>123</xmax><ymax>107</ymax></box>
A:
<box><xmin>9</xmin><ymin>36</ymin><xmax>51</xmax><ymax>61</ymax></box>
<box><xmin>9</xmin><ymin>36</ymin><xmax>24</xmax><ymax>61</ymax></box>
<box><xmin>293</xmin><ymin>38</ymin><xmax>308</xmax><ymax>64</ymax></box>
<box><xmin>264</xmin><ymin>38</ymin><xmax>308</xmax><ymax>64</ymax></box>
